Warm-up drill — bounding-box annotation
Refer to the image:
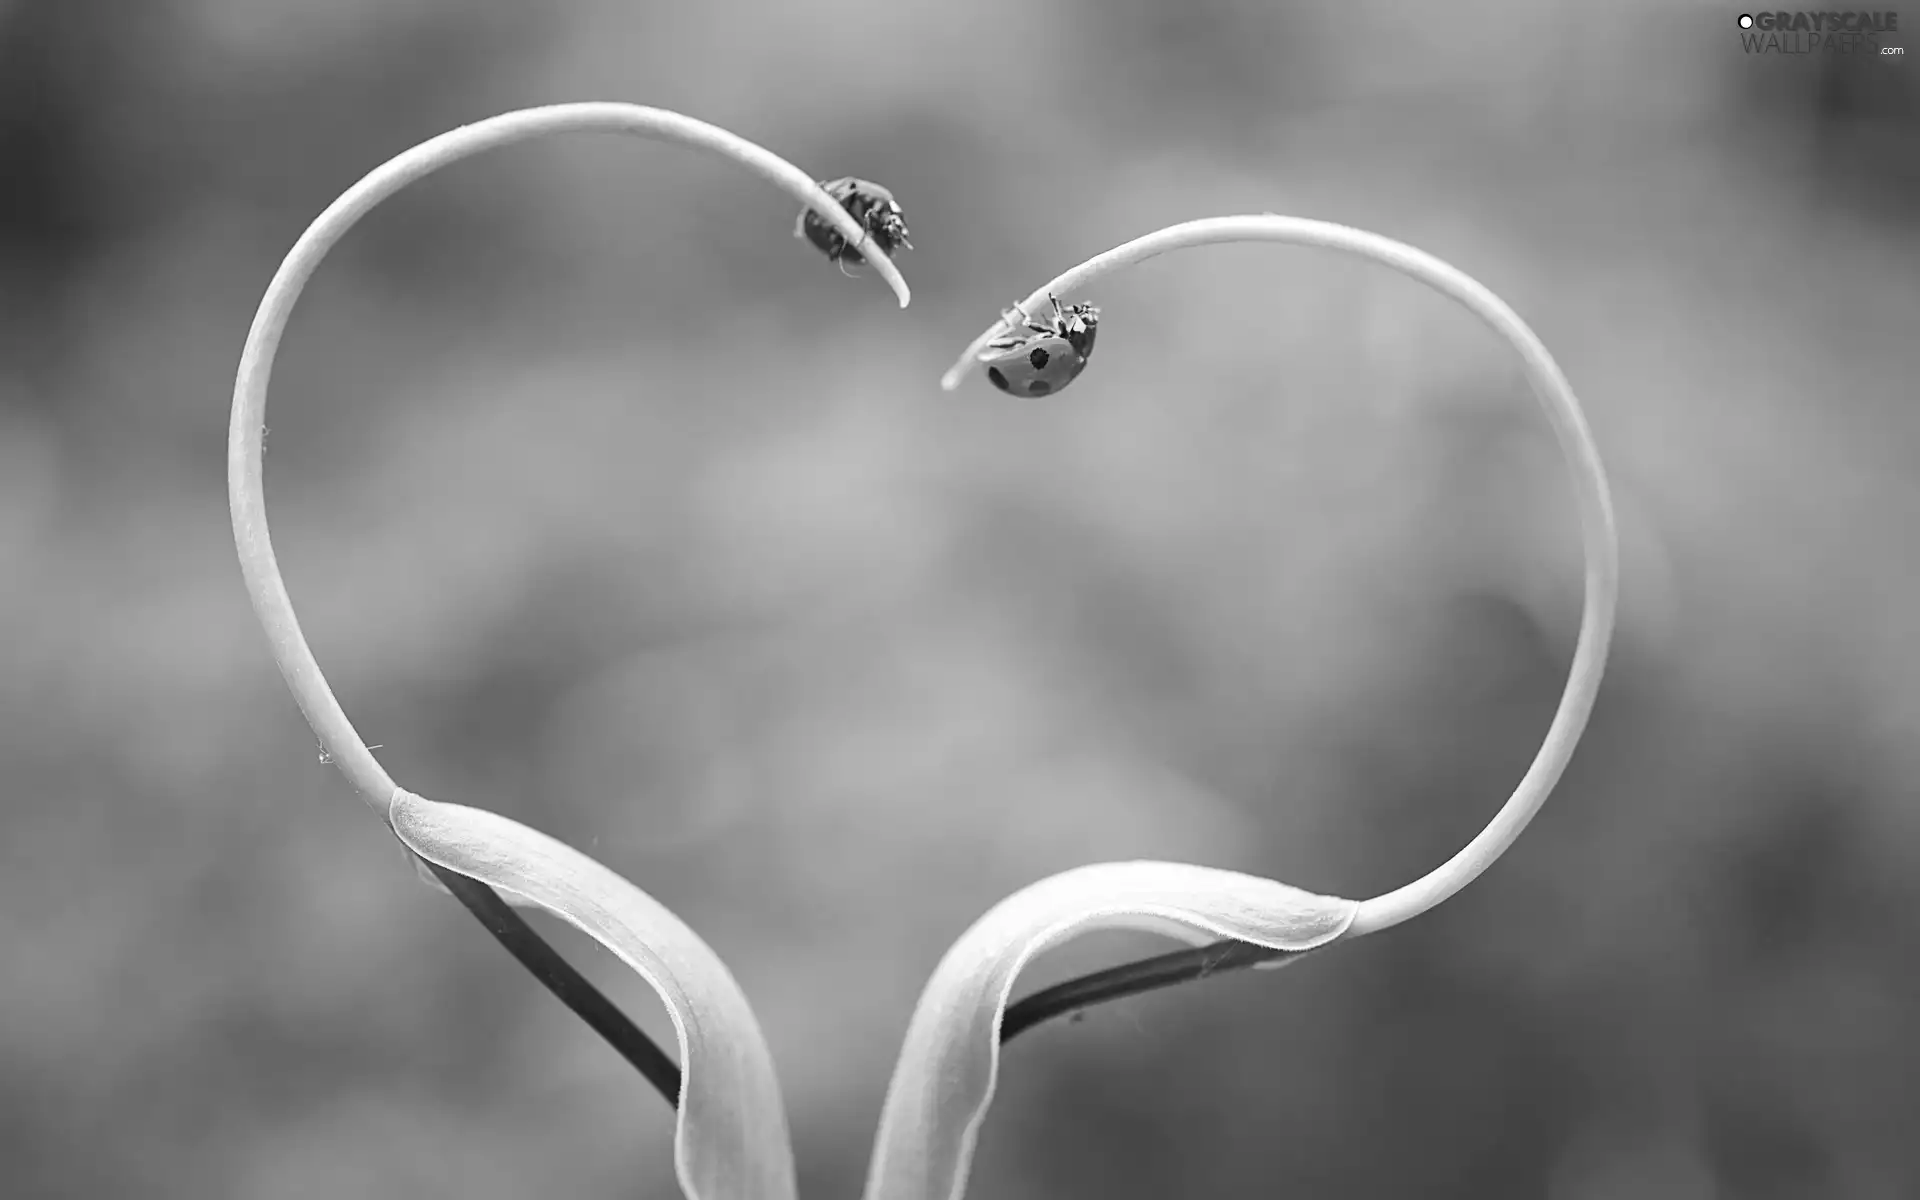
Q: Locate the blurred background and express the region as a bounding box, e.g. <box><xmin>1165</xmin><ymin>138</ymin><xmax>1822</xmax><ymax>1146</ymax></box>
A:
<box><xmin>2</xmin><ymin>0</ymin><xmax>1917</xmax><ymax>1196</ymax></box>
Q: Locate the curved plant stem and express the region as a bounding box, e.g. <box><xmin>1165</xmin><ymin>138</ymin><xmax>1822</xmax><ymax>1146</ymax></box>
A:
<box><xmin>951</xmin><ymin>214</ymin><xmax>1619</xmax><ymax>1009</ymax></box>
<box><xmin>1000</xmin><ymin>940</ymin><xmax>1318</xmax><ymax>1043</ymax></box>
<box><xmin>234</xmin><ymin>102</ymin><xmax>907</xmax><ymax>820</ymax></box>
<box><xmin>229</xmin><ymin>103</ymin><xmax>910</xmax><ymax>1108</ymax></box>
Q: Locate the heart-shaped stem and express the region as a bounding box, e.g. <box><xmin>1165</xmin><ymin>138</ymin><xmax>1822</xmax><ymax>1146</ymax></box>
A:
<box><xmin>229</xmin><ymin>103</ymin><xmax>910</xmax><ymax>1107</ymax></box>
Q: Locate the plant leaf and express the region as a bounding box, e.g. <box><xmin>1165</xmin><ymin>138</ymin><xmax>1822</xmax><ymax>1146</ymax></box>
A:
<box><xmin>389</xmin><ymin>789</ymin><xmax>795</xmax><ymax>1200</ymax></box>
<box><xmin>862</xmin><ymin>861</ymin><xmax>1358</xmax><ymax>1200</ymax></box>
<box><xmin>405</xmin><ymin>846</ymin><xmax>548</xmax><ymax>908</ymax></box>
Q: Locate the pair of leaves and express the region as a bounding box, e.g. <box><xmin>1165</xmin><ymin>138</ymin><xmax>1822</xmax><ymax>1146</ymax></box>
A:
<box><xmin>392</xmin><ymin>790</ymin><xmax>1358</xmax><ymax>1200</ymax></box>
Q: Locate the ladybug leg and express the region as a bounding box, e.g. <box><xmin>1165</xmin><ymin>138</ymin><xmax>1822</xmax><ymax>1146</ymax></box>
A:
<box><xmin>1000</xmin><ymin>300</ymin><xmax>1051</xmax><ymax>337</ymax></box>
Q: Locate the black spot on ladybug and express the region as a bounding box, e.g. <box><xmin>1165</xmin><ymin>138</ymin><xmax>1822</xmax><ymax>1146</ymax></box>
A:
<box><xmin>1028</xmin><ymin>379</ymin><xmax>1052</xmax><ymax>396</ymax></box>
<box><xmin>986</xmin><ymin>366</ymin><xmax>1010</xmax><ymax>392</ymax></box>
<box><xmin>1028</xmin><ymin>347</ymin><xmax>1050</xmax><ymax>370</ymax></box>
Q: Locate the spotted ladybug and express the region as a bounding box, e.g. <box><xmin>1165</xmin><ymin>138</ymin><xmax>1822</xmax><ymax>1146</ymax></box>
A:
<box><xmin>977</xmin><ymin>293</ymin><xmax>1100</xmax><ymax>397</ymax></box>
<box><xmin>796</xmin><ymin>177</ymin><xmax>911</xmax><ymax>271</ymax></box>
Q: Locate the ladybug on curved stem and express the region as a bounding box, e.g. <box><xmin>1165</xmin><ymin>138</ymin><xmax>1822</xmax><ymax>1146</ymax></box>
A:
<box><xmin>796</xmin><ymin>177</ymin><xmax>912</xmax><ymax>274</ymax></box>
<box><xmin>977</xmin><ymin>293</ymin><xmax>1100</xmax><ymax>396</ymax></box>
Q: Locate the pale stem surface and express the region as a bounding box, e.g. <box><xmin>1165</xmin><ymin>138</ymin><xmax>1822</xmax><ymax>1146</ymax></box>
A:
<box><xmin>863</xmin><ymin>862</ymin><xmax>1358</xmax><ymax>1200</ymax></box>
<box><xmin>942</xmin><ymin>216</ymin><xmax>1619</xmax><ymax>937</ymax></box>
<box><xmin>224</xmin><ymin>104</ymin><xmax>910</xmax><ymax>1167</ymax></box>
<box><xmin>229</xmin><ymin>102</ymin><xmax>907</xmax><ymax>821</ymax></box>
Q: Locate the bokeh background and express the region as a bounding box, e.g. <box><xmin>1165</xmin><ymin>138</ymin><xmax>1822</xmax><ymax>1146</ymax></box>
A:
<box><xmin>3</xmin><ymin>0</ymin><xmax>1917</xmax><ymax>1196</ymax></box>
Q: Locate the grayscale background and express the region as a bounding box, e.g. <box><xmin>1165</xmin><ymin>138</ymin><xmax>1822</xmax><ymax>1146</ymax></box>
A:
<box><xmin>2</xmin><ymin>1</ymin><xmax>1916</xmax><ymax>1196</ymax></box>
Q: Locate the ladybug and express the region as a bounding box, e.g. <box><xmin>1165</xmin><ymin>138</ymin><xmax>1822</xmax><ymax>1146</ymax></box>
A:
<box><xmin>977</xmin><ymin>293</ymin><xmax>1100</xmax><ymax>397</ymax></box>
<box><xmin>796</xmin><ymin>177</ymin><xmax>911</xmax><ymax>272</ymax></box>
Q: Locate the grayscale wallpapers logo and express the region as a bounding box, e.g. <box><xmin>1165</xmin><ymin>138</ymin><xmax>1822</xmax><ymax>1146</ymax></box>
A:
<box><xmin>1737</xmin><ymin>10</ymin><xmax>1905</xmax><ymax>54</ymax></box>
